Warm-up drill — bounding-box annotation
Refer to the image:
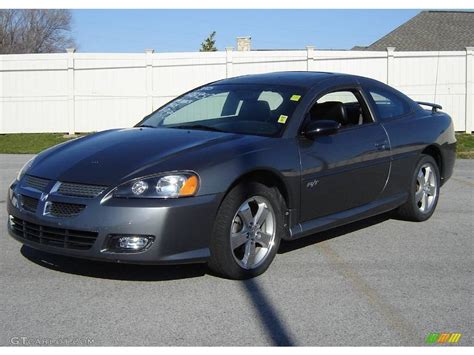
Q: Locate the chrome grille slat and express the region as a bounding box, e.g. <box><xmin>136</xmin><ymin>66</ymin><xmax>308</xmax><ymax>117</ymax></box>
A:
<box><xmin>10</xmin><ymin>216</ymin><xmax>98</xmax><ymax>250</ymax></box>
<box><xmin>57</xmin><ymin>182</ymin><xmax>106</xmax><ymax>198</ymax></box>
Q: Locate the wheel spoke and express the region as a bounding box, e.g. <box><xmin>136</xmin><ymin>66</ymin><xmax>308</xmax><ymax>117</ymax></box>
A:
<box><xmin>239</xmin><ymin>203</ymin><xmax>253</xmax><ymax>228</ymax></box>
<box><xmin>253</xmin><ymin>202</ymin><xmax>269</xmax><ymax>227</ymax></box>
<box><xmin>231</xmin><ymin>231</ymin><xmax>248</xmax><ymax>250</ymax></box>
<box><xmin>415</xmin><ymin>188</ymin><xmax>424</xmax><ymax>202</ymax></box>
<box><xmin>242</xmin><ymin>241</ymin><xmax>256</xmax><ymax>267</ymax></box>
<box><xmin>417</xmin><ymin>170</ymin><xmax>424</xmax><ymax>186</ymax></box>
<box><xmin>427</xmin><ymin>184</ymin><xmax>436</xmax><ymax>196</ymax></box>
<box><xmin>257</xmin><ymin>232</ymin><xmax>272</xmax><ymax>248</ymax></box>
<box><xmin>425</xmin><ymin>167</ymin><xmax>432</xmax><ymax>184</ymax></box>
<box><xmin>421</xmin><ymin>192</ymin><xmax>429</xmax><ymax>211</ymax></box>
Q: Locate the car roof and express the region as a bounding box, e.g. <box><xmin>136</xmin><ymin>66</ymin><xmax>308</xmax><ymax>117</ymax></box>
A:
<box><xmin>213</xmin><ymin>71</ymin><xmax>349</xmax><ymax>89</ymax></box>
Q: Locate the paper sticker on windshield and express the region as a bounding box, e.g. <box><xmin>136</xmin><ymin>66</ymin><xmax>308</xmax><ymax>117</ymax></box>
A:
<box><xmin>278</xmin><ymin>115</ymin><xmax>288</xmax><ymax>124</ymax></box>
<box><xmin>290</xmin><ymin>94</ymin><xmax>301</xmax><ymax>102</ymax></box>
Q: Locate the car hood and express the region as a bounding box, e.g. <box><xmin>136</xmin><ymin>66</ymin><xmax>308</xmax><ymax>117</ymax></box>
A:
<box><xmin>29</xmin><ymin>127</ymin><xmax>261</xmax><ymax>186</ymax></box>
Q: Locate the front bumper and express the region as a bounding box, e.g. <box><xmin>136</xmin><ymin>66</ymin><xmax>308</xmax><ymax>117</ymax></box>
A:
<box><xmin>7</xmin><ymin>181</ymin><xmax>223</xmax><ymax>264</ymax></box>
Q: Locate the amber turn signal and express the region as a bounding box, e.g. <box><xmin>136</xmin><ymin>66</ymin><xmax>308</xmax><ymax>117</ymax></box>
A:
<box><xmin>179</xmin><ymin>175</ymin><xmax>199</xmax><ymax>196</ymax></box>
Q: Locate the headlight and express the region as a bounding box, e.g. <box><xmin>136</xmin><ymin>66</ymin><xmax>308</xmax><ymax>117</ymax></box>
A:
<box><xmin>112</xmin><ymin>172</ymin><xmax>199</xmax><ymax>199</ymax></box>
<box><xmin>17</xmin><ymin>157</ymin><xmax>36</xmax><ymax>181</ymax></box>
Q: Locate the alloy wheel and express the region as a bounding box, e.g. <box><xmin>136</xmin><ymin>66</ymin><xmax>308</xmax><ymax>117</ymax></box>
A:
<box><xmin>229</xmin><ymin>196</ymin><xmax>276</xmax><ymax>270</ymax></box>
<box><xmin>415</xmin><ymin>163</ymin><xmax>438</xmax><ymax>213</ymax></box>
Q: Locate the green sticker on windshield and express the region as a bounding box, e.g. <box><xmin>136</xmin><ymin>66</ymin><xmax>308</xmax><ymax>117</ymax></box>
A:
<box><xmin>290</xmin><ymin>94</ymin><xmax>301</xmax><ymax>101</ymax></box>
<box><xmin>278</xmin><ymin>115</ymin><xmax>288</xmax><ymax>124</ymax></box>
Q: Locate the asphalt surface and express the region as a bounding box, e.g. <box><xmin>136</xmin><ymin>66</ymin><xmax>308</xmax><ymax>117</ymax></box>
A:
<box><xmin>0</xmin><ymin>154</ymin><xmax>472</xmax><ymax>346</ymax></box>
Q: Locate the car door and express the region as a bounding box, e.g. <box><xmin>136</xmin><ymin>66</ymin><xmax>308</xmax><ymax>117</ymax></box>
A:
<box><xmin>298</xmin><ymin>87</ymin><xmax>391</xmax><ymax>222</ymax></box>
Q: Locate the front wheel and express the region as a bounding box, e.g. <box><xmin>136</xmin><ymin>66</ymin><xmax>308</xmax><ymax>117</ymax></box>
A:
<box><xmin>396</xmin><ymin>155</ymin><xmax>440</xmax><ymax>221</ymax></box>
<box><xmin>208</xmin><ymin>182</ymin><xmax>285</xmax><ymax>279</ymax></box>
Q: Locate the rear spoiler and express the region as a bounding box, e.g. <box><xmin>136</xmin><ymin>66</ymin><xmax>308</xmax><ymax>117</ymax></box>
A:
<box><xmin>416</xmin><ymin>101</ymin><xmax>442</xmax><ymax>113</ymax></box>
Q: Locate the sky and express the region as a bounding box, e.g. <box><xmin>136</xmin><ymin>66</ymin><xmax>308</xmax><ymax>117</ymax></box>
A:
<box><xmin>71</xmin><ymin>9</ymin><xmax>421</xmax><ymax>52</ymax></box>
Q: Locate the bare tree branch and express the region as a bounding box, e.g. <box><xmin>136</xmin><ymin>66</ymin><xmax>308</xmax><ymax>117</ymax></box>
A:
<box><xmin>0</xmin><ymin>9</ymin><xmax>75</xmax><ymax>54</ymax></box>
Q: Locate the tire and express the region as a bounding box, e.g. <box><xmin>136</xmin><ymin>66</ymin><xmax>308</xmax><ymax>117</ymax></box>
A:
<box><xmin>396</xmin><ymin>154</ymin><xmax>440</xmax><ymax>222</ymax></box>
<box><xmin>208</xmin><ymin>182</ymin><xmax>286</xmax><ymax>279</ymax></box>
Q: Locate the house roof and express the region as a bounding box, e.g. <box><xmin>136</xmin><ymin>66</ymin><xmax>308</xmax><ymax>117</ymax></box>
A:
<box><xmin>353</xmin><ymin>10</ymin><xmax>474</xmax><ymax>51</ymax></box>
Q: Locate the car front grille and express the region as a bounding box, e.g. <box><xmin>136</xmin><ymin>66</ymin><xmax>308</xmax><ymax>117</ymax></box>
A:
<box><xmin>46</xmin><ymin>202</ymin><xmax>86</xmax><ymax>217</ymax></box>
<box><xmin>20</xmin><ymin>195</ymin><xmax>39</xmax><ymax>213</ymax></box>
<box><xmin>18</xmin><ymin>176</ymin><xmax>105</xmax><ymax>218</ymax></box>
<box><xmin>24</xmin><ymin>175</ymin><xmax>50</xmax><ymax>192</ymax></box>
<box><xmin>9</xmin><ymin>216</ymin><xmax>98</xmax><ymax>250</ymax></box>
<box><xmin>57</xmin><ymin>182</ymin><xmax>107</xmax><ymax>198</ymax></box>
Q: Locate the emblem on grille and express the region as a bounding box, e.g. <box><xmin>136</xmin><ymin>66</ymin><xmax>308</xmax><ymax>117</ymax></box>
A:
<box><xmin>40</xmin><ymin>193</ymin><xmax>49</xmax><ymax>202</ymax></box>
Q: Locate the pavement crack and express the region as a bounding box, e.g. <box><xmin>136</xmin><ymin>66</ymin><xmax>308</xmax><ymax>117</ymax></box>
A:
<box><xmin>318</xmin><ymin>243</ymin><xmax>420</xmax><ymax>344</ymax></box>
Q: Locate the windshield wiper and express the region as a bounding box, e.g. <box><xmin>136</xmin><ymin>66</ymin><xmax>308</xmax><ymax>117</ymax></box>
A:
<box><xmin>172</xmin><ymin>124</ymin><xmax>225</xmax><ymax>133</ymax></box>
<box><xmin>137</xmin><ymin>124</ymin><xmax>157</xmax><ymax>128</ymax></box>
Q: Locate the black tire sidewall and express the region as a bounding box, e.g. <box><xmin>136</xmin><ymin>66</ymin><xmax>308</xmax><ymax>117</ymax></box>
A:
<box><xmin>209</xmin><ymin>182</ymin><xmax>285</xmax><ymax>279</ymax></box>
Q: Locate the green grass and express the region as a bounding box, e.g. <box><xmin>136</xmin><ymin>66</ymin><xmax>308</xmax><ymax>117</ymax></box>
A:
<box><xmin>0</xmin><ymin>132</ymin><xmax>473</xmax><ymax>158</ymax></box>
<box><xmin>456</xmin><ymin>133</ymin><xmax>474</xmax><ymax>159</ymax></box>
<box><xmin>0</xmin><ymin>133</ymin><xmax>84</xmax><ymax>154</ymax></box>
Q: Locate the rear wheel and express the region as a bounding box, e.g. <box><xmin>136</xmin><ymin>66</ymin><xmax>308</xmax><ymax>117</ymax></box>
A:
<box><xmin>208</xmin><ymin>182</ymin><xmax>285</xmax><ymax>279</ymax></box>
<box><xmin>396</xmin><ymin>155</ymin><xmax>440</xmax><ymax>221</ymax></box>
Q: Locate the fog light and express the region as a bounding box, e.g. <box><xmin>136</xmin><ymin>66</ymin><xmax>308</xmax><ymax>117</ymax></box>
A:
<box><xmin>119</xmin><ymin>236</ymin><xmax>149</xmax><ymax>249</ymax></box>
<box><xmin>106</xmin><ymin>235</ymin><xmax>155</xmax><ymax>252</ymax></box>
<box><xmin>8</xmin><ymin>215</ymin><xmax>15</xmax><ymax>228</ymax></box>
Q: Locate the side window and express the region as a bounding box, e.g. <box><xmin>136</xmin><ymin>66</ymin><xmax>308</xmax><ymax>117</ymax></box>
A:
<box><xmin>368</xmin><ymin>87</ymin><xmax>411</xmax><ymax>120</ymax></box>
<box><xmin>309</xmin><ymin>90</ymin><xmax>372</xmax><ymax>127</ymax></box>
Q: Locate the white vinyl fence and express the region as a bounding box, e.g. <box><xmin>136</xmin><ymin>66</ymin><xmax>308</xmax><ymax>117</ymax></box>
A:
<box><xmin>0</xmin><ymin>47</ymin><xmax>473</xmax><ymax>134</ymax></box>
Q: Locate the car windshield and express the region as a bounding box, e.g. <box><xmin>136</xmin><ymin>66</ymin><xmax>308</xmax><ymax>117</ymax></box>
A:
<box><xmin>138</xmin><ymin>84</ymin><xmax>306</xmax><ymax>136</ymax></box>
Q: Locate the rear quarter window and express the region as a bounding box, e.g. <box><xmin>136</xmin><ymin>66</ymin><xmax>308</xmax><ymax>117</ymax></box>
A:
<box><xmin>368</xmin><ymin>86</ymin><xmax>412</xmax><ymax>120</ymax></box>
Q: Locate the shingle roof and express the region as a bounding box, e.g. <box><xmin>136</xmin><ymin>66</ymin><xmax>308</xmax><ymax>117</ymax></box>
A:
<box><xmin>353</xmin><ymin>10</ymin><xmax>474</xmax><ymax>51</ymax></box>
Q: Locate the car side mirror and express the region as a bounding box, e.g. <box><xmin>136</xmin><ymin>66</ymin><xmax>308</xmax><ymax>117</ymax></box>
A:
<box><xmin>303</xmin><ymin>119</ymin><xmax>341</xmax><ymax>139</ymax></box>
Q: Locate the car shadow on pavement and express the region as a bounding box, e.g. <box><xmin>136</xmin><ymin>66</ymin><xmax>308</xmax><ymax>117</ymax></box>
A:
<box><xmin>242</xmin><ymin>278</ymin><xmax>295</xmax><ymax>346</ymax></box>
<box><xmin>20</xmin><ymin>246</ymin><xmax>207</xmax><ymax>281</ymax></box>
<box><xmin>278</xmin><ymin>212</ymin><xmax>391</xmax><ymax>254</ymax></box>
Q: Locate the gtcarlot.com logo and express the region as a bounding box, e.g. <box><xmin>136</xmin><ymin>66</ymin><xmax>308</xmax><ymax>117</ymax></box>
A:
<box><xmin>10</xmin><ymin>336</ymin><xmax>94</xmax><ymax>346</ymax></box>
<box><xmin>426</xmin><ymin>333</ymin><xmax>462</xmax><ymax>345</ymax></box>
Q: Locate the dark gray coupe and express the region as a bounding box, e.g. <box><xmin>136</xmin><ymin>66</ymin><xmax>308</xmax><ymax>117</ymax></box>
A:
<box><xmin>7</xmin><ymin>72</ymin><xmax>456</xmax><ymax>279</ymax></box>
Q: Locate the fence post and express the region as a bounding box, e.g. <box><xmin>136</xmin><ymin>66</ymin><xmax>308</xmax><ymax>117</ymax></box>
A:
<box><xmin>66</xmin><ymin>48</ymin><xmax>76</xmax><ymax>135</ymax></box>
<box><xmin>386</xmin><ymin>47</ymin><xmax>396</xmax><ymax>85</ymax></box>
<box><xmin>466</xmin><ymin>47</ymin><xmax>473</xmax><ymax>133</ymax></box>
<box><xmin>0</xmin><ymin>56</ymin><xmax>3</xmax><ymax>133</ymax></box>
<box><xmin>225</xmin><ymin>47</ymin><xmax>233</xmax><ymax>78</ymax></box>
<box><xmin>306</xmin><ymin>46</ymin><xmax>315</xmax><ymax>71</ymax></box>
<box><xmin>145</xmin><ymin>49</ymin><xmax>154</xmax><ymax>114</ymax></box>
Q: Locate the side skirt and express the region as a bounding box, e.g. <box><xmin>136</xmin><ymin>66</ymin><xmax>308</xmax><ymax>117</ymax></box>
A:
<box><xmin>286</xmin><ymin>192</ymin><xmax>408</xmax><ymax>240</ymax></box>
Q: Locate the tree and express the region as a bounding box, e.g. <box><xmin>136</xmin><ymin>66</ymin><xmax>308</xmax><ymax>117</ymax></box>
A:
<box><xmin>0</xmin><ymin>9</ymin><xmax>75</xmax><ymax>54</ymax></box>
<box><xmin>199</xmin><ymin>31</ymin><xmax>217</xmax><ymax>52</ymax></box>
